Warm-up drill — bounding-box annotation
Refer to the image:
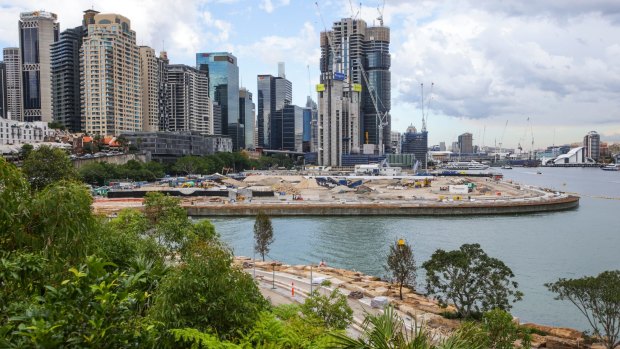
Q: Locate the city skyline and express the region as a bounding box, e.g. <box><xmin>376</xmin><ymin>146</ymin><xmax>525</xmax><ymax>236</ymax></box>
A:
<box><xmin>1</xmin><ymin>1</ymin><xmax>619</xmax><ymax>148</ymax></box>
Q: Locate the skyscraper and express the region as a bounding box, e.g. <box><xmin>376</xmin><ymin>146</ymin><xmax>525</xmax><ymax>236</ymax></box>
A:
<box><xmin>3</xmin><ymin>48</ymin><xmax>22</xmax><ymax>121</ymax></box>
<box><xmin>583</xmin><ymin>131</ymin><xmax>600</xmax><ymax>161</ymax></box>
<box><xmin>19</xmin><ymin>11</ymin><xmax>59</xmax><ymax>122</ymax></box>
<box><xmin>140</xmin><ymin>47</ymin><xmax>169</xmax><ymax>132</ymax></box>
<box><xmin>257</xmin><ymin>67</ymin><xmax>292</xmax><ymax>149</ymax></box>
<box><xmin>458</xmin><ymin>132</ymin><xmax>473</xmax><ymax>154</ymax></box>
<box><xmin>239</xmin><ymin>87</ymin><xmax>255</xmax><ymax>149</ymax></box>
<box><xmin>306</xmin><ymin>96</ymin><xmax>318</xmax><ymax>152</ymax></box>
<box><xmin>0</xmin><ymin>62</ymin><xmax>6</xmax><ymax>118</ymax></box>
<box><xmin>195</xmin><ymin>52</ymin><xmax>240</xmax><ymax>147</ymax></box>
<box><xmin>51</xmin><ymin>24</ymin><xmax>83</xmax><ymax>132</ymax></box>
<box><xmin>319</xmin><ymin>17</ymin><xmax>391</xmax><ymax>162</ymax></box>
<box><xmin>167</xmin><ymin>64</ymin><xmax>212</xmax><ymax>134</ymax></box>
<box><xmin>401</xmin><ymin>124</ymin><xmax>428</xmax><ymax>167</ymax></box>
<box><xmin>81</xmin><ymin>13</ymin><xmax>141</xmax><ymax>136</ymax></box>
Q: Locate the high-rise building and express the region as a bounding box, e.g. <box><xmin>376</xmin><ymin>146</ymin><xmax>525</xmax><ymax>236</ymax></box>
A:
<box><xmin>140</xmin><ymin>47</ymin><xmax>169</xmax><ymax>132</ymax></box>
<box><xmin>401</xmin><ymin>124</ymin><xmax>428</xmax><ymax>167</ymax></box>
<box><xmin>167</xmin><ymin>64</ymin><xmax>212</xmax><ymax>134</ymax></box>
<box><xmin>271</xmin><ymin>104</ymin><xmax>303</xmax><ymax>152</ymax></box>
<box><xmin>390</xmin><ymin>131</ymin><xmax>401</xmax><ymax>154</ymax></box>
<box><xmin>3</xmin><ymin>48</ymin><xmax>22</xmax><ymax>121</ymax></box>
<box><xmin>156</xmin><ymin>51</ymin><xmax>170</xmax><ymax>131</ymax></box>
<box><xmin>319</xmin><ymin>18</ymin><xmax>391</xmax><ymax>160</ymax></box>
<box><xmin>51</xmin><ymin>25</ymin><xmax>83</xmax><ymax>132</ymax></box>
<box><xmin>583</xmin><ymin>130</ymin><xmax>600</xmax><ymax>161</ymax></box>
<box><xmin>196</xmin><ymin>52</ymin><xmax>240</xmax><ymax>147</ymax></box>
<box><xmin>317</xmin><ymin>76</ymin><xmax>361</xmax><ymax>166</ymax></box>
<box><xmin>0</xmin><ymin>62</ymin><xmax>6</xmax><ymax>118</ymax></box>
<box><xmin>306</xmin><ymin>96</ymin><xmax>318</xmax><ymax>152</ymax></box>
<box><xmin>256</xmin><ymin>68</ymin><xmax>292</xmax><ymax>148</ymax></box>
<box><xmin>81</xmin><ymin>13</ymin><xmax>142</xmax><ymax>136</ymax></box>
<box><xmin>458</xmin><ymin>132</ymin><xmax>473</xmax><ymax>154</ymax></box>
<box><xmin>239</xmin><ymin>87</ymin><xmax>255</xmax><ymax>149</ymax></box>
<box><xmin>19</xmin><ymin>11</ymin><xmax>59</xmax><ymax>122</ymax></box>
<box><xmin>439</xmin><ymin>141</ymin><xmax>446</xmax><ymax>151</ymax></box>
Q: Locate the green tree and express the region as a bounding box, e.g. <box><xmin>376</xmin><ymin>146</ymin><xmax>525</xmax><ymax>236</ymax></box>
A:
<box><xmin>20</xmin><ymin>143</ymin><xmax>33</xmax><ymax>159</ymax></box>
<box><xmin>546</xmin><ymin>270</ymin><xmax>620</xmax><ymax>349</ymax></box>
<box><xmin>2</xmin><ymin>256</ymin><xmax>158</xmax><ymax>348</ymax></box>
<box><xmin>22</xmin><ymin>145</ymin><xmax>77</xmax><ymax>191</ymax></box>
<box><xmin>482</xmin><ymin>308</ymin><xmax>531</xmax><ymax>349</ymax></box>
<box><xmin>422</xmin><ymin>243</ymin><xmax>523</xmax><ymax>319</ymax></box>
<box><xmin>254</xmin><ymin>212</ymin><xmax>274</xmax><ymax>261</ymax></box>
<box><xmin>0</xmin><ymin>158</ymin><xmax>31</xmax><ymax>248</ymax></box>
<box><xmin>151</xmin><ymin>241</ymin><xmax>269</xmax><ymax>340</ymax></box>
<box><xmin>331</xmin><ymin>305</ymin><xmax>486</xmax><ymax>349</ymax></box>
<box><xmin>384</xmin><ymin>239</ymin><xmax>417</xmax><ymax>300</ymax></box>
<box><xmin>301</xmin><ymin>289</ymin><xmax>353</xmax><ymax>330</ymax></box>
<box><xmin>174</xmin><ymin>156</ymin><xmax>204</xmax><ymax>175</ymax></box>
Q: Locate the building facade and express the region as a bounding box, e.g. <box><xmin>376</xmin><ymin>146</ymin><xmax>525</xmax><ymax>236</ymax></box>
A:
<box><xmin>458</xmin><ymin>132</ymin><xmax>473</xmax><ymax>154</ymax></box>
<box><xmin>390</xmin><ymin>131</ymin><xmax>401</xmax><ymax>154</ymax></box>
<box><xmin>0</xmin><ymin>117</ymin><xmax>51</xmax><ymax>145</ymax></box>
<box><xmin>51</xmin><ymin>26</ymin><xmax>83</xmax><ymax>132</ymax></box>
<box><xmin>319</xmin><ymin>18</ymin><xmax>391</xmax><ymax>155</ymax></box>
<box><xmin>19</xmin><ymin>11</ymin><xmax>59</xmax><ymax>122</ymax></box>
<box><xmin>583</xmin><ymin>130</ymin><xmax>600</xmax><ymax>161</ymax></box>
<box><xmin>256</xmin><ymin>70</ymin><xmax>292</xmax><ymax>149</ymax></box>
<box><xmin>196</xmin><ymin>53</ymin><xmax>240</xmax><ymax>145</ymax></box>
<box><xmin>121</xmin><ymin>131</ymin><xmax>232</xmax><ymax>160</ymax></box>
<box><xmin>81</xmin><ymin>13</ymin><xmax>142</xmax><ymax>136</ymax></box>
<box><xmin>167</xmin><ymin>64</ymin><xmax>212</xmax><ymax>134</ymax></box>
<box><xmin>401</xmin><ymin>124</ymin><xmax>428</xmax><ymax>168</ymax></box>
<box><xmin>3</xmin><ymin>48</ymin><xmax>23</xmax><ymax>121</ymax></box>
<box><xmin>139</xmin><ymin>46</ymin><xmax>169</xmax><ymax>132</ymax></box>
<box><xmin>0</xmin><ymin>62</ymin><xmax>6</xmax><ymax>118</ymax></box>
<box><xmin>316</xmin><ymin>76</ymin><xmax>361</xmax><ymax>166</ymax></box>
<box><xmin>271</xmin><ymin>104</ymin><xmax>304</xmax><ymax>152</ymax></box>
<box><xmin>239</xmin><ymin>87</ymin><xmax>255</xmax><ymax>149</ymax></box>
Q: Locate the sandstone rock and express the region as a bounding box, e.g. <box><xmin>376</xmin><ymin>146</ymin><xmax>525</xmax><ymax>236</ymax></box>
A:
<box><xmin>348</xmin><ymin>291</ymin><xmax>364</xmax><ymax>299</ymax></box>
<box><xmin>545</xmin><ymin>336</ymin><xmax>581</xmax><ymax>349</ymax></box>
<box><xmin>522</xmin><ymin>323</ymin><xmax>583</xmax><ymax>340</ymax></box>
<box><xmin>371</xmin><ymin>296</ymin><xmax>389</xmax><ymax>308</ymax></box>
<box><xmin>530</xmin><ymin>334</ymin><xmax>546</xmax><ymax>348</ymax></box>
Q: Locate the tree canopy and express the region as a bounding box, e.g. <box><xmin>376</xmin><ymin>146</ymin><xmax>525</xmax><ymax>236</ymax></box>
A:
<box><xmin>422</xmin><ymin>243</ymin><xmax>523</xmax><ymax>319</ymax></box>
<box><xmin>384</xmin><ymin>239</ymin><xmax>417</xmax><ymax>300</ymax></box>
<box><xmin>254</xmin><ymin>212</ymin><xmax>274</xmax><ymax>261</ymax></box>
<box><xmin>546</xmin><ymin>270</ymin><xmax>620</xmax><ymax>349</ymax></box>
<box><xmin>22</xmin><ymin>145</ymin><xmax>77</xmax><ymax>191</ymax></box>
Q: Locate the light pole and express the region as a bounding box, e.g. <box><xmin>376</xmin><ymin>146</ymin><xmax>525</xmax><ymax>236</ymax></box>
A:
<box><xmin>271</xmin><ymin>262</ymin><xmax>276</xmax><ymax>290</ymax></box>
<box><xmin>310</xmin><ymin>263</ymin><xmax>313</xmax><ymax>294</ymax></box>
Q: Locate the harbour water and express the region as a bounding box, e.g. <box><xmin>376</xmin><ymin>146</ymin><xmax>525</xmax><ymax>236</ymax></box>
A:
<box><xmin>207</xmin><ymin>167</ymin><xmax>620</xmax><ymax>331</ymax></box>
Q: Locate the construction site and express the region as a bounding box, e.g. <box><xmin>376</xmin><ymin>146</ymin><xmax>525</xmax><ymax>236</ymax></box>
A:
<box><xmin>93</xmin><ymin>173</ymin><xmax>579</xmax><ymax>216</ymax></box>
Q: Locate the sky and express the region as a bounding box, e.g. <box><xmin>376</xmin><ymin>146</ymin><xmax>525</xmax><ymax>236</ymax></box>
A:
<box><xmin>2</xmin><ymin>0</ymin><xmax>620</xmax><ymax>149</ymax></box>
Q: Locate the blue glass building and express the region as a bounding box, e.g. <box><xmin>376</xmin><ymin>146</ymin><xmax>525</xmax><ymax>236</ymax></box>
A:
<box><xmin>196</xmin><ymin>52</ymin><xmax>240</xmax><ymax>148</ymax></box>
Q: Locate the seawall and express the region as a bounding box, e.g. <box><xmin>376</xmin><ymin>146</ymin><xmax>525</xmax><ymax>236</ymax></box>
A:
<box><xmin>184</xmin><ymin>195</ymin><xmax>579</xmax><ymax>217</ymax></box>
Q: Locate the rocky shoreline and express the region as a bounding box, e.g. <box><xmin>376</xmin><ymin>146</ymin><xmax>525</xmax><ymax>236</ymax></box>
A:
<box><xmin>235</xmin><ymin>257</ymin><xmax>604</xmax><ymax>349</ymax></box>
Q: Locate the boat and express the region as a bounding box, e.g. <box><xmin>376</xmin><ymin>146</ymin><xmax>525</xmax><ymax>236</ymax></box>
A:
<box><xmin>502</xmin><ymin>165</ymin><xmax>513</xmax><ymax>169</ymax></box>
<box><xmin>601</xmin><ymin>164</ymin><xmax>620</xmax><ymax>171</ymax></box>
<box><xmin>536</xmin><ymin>170</ymin><xmax>542</xmax><ymax>175</ymax></box>
<box><xmin>441</xmin><ymin>161</ymin><xmax>490</xmax><ymax>170</ymax></box>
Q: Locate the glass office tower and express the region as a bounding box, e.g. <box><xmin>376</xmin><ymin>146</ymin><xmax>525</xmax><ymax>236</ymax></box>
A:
<box><xmin>19</xmin><ymin>11</ymin><xmax>59</xmax><ymax>122</ymax></box>
<box><xmin>196</xmin><ymin>52</ymin><xmax>240</xmax><ymax>148</ymax></box>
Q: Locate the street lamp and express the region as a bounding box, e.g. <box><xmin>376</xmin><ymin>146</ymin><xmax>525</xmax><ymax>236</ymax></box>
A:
<box><xmin>271</xmin><ymin>262</ymin><xmax>277</xmax><ymax>290</ymax></box>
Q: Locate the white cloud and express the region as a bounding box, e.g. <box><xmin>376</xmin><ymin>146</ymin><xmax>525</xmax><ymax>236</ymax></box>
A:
<box><xmin>259</xmin><ymin>0</ymin><xmax>290</xmax><ymax>14</ymax></box>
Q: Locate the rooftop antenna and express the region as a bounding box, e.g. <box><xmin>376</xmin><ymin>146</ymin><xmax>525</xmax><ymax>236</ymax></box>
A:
<box><xmin>162</xmin><ymin>40</ymin><xmax>165</xmax><ymax>51</ymax></box>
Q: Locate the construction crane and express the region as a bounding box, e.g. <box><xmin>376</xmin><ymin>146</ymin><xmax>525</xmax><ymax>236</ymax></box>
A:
<box><xmin>497</xmin><ymin>120</ymin><xmax>508</xmax><ymax>163</ymax></box>
<box><xmin>420</xmin><ymin>82</ymin><xmax>434</xmax><ymax>132</ymax></box>
<box><xmin>377</xmin><ymin>0</ymin><xmax>385</xmax><ymax>26</ymax></box>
